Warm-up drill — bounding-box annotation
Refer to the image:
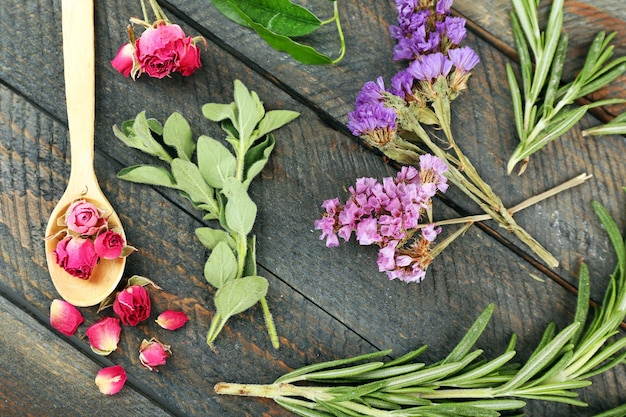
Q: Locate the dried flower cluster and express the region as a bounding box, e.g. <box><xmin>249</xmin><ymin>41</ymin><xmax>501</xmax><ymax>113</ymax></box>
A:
<box><xmin>49</xmin><ymin>276</ymin><xmax>188</xmax><ymax>395</ymax></box>
<box><xmin>49</xmin><ymin>199</ymin><xmax>133</xmax><ymax>279</ymax></box>
<box><xmin>316</xmin><ymin>156</ymin><xmax>448</xmax><ymax>283</ymax></box>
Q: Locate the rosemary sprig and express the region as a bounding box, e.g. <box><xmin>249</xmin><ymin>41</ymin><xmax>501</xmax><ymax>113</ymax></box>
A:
<box><xmin>506</xmin><ymin>0</ymin><xmax>626</xmax><ymax>175</ymax></box>
<box><xmin>215</xmin><ymin>195</ymin><xmax>626</xmax><ymax>416</ymax></box>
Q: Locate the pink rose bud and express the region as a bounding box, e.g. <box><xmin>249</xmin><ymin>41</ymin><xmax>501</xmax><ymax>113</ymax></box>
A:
<box><xmin>94</xmin><ymin>230</ymin><xmax>125</xmax><ymax>259</ymax></box>
<box><xmin>95</xmin><ymin>365</ymin><xmax>127</xmax><ymax>395</ymax></box>
<box><xmin>178</xmin><ymin>40</ymin><xmax>202</xmax><ymax>76</ymax></box>
<box><xmin>65</xmin><ymin>199</ymin><xmax>107</xmax><ymax>236</ymax></box>
<box><xmin>139</xmin><ymin>338</ymin><xmax>171</xmax><ymax>371</ymax></box>
<box><xmin>53</xmin><ymin>235</ymin><xmax>100</xmax><ymax>279</ymax></box>
<box><xmin>136</xmin><ymin>23</ymin><xmax>198</xmax><ymax>78</ymax></box>
<box><xmin>49</xmin><ymin>299</ymin><xmax>84</xmax><ymax>336</ymax></box>
<box><xmin>111</xmin><ymin>43</ymin><xmax>137</xmax><ymax>78</ymax></box>
<box><xmin>113</xmin><ymin>285</ymin><xmax>151</xmax><ymax>326</ymax></box>
<box><xmin>155</xmin><ymin>310</ymin><xmax>188</xmax><ymax>331</ymax></box>
<box><xmin>85</xmin><ymin>317</ymin><xmax>121</xmax><ymax>356</ymax></box>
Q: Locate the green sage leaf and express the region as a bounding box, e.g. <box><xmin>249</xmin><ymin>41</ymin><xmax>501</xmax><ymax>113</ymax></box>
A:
<box><xmin>197</xmin><ymin>135</ymin><xmax>237</xmax><ymax>188</ymax></box>
<box><xmin>116</xmin><ymin>165</ymin><xmax>176</xmax><ymax>188</ymax></box>
<box><xmin>214</xmin><ymin>275</ymin><xmax>269</xmax><ymax>317</ymax></box>
<box><xmin>252</xmin><ymin>109</ymin><xmax>300</xmax><ymax>141</ymax></box>
<box><xmin>244</xmin><ymin>134</ymin><xmax>275</xmax><ymax>187</ymax></box>
<box><xmin>202</xmin><ymin>101</ymin><xmax>237</xmax><ymax>123</ymax></box>
<box><xmin>233</xmin><ymin>79</ymin><xmax>265</xmax><ymax>148</ymax></box>
<box><xmin>229</xmin><ymin>2</ymin><xmax>334</xmax><ymax>65</ymax></box>
<box><xmin>204</xmin><ymin>241</ymin><xmax>238</xmax><ymax>288</ymax></box>
<box><xmin>163</xmin><ymin>112</ymin><xmax>195</xmax><ymax>161</ymax></box>
<box><xmin>131</xmin><ymin>111</ymin><xmax>173</xmax><ymax>162</ymax></box>
<box><xmin>171</xmin><ymin>158</ymin><xmax>219</xmax><ymax>213</ymax></box>
<box><xmin>196</xmin><ymin>227</ymin><xmax>236</xmax><ymax>251</ymax></box>
<box><xmin>222</xmin><ymin>177</ymin><xmax>257</xmax><ymax>235</ymax></box>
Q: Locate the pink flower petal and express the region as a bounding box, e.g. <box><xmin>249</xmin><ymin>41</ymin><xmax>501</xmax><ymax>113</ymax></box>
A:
<box><xmin>50</xmin><ymin>299</ymin><xmax>84</xmax><ymax>336</ymax></box>
<box><xmin>95</xmin><ymin>365</ymin><xmax>126</xmax><ymax>395</ymax></box>
<box><xmin>155</xmin><ymin>310</ymin><xmax>188</xmax><ymax>331</ymax></box>
<box><xmin>85</xmin><ymin>317</ymin><xmax>121</xmax><ymax>356</ymax></box>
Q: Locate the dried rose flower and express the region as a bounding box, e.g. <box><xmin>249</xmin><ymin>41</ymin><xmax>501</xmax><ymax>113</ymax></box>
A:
<box><xmin>53</xmin><ymin>235</ymin><xmax>99</xmax><ymax>279</ymax></box>
<box><xmin>139</xmin><ymin>338</ymin><xmax>171</xmax><ymax>371</ymax></box>
<box><xmin>65</xmin><ymin>199</ymin><xmax>107</xmax><ymax>236</ymax></box>
<box><xmin>85</xmin><ymin>317</ymin><xmax>122</xmax><ymax>356</ymax></box>
<box><xmin>111</xmin><ymin>43</ymin><xmax>138</xmax><ymax>78</ymax></box>
<box><xmin>113</xmin><ymin>285</ymin><xmax>151</xmax><ymax>326</ymax></box>
<box><xmin>155</xmin><ymin>310</ymin><xmax>188</xmax><ymax>330</ymax></box>
<box><xmin>94</xmin><ymin>230</ymin><xmax>125</xmax><ymax>259</ymax></box>
<box><xmin>49</xmin><ymin>299</ymin><xmax>83</xmax><ymax>336</ymax></box>
<box><xmin>95</xmin><ymin>365</ymin><xmax>126</xmax><ymax>395</ymax></box>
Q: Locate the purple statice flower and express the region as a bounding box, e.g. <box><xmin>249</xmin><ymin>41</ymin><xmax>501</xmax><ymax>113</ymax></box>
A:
<box><xmin>355</xmin><ymin>76</ymin><xmax>387</xmax><ymax>107</ymax></box>
<box><xmin>407</xmin><ymin>52</ymin><xmax>453</xmax><ymax>82</ymax></box>
<box><xmin>448</xmin><ymin>46</ymin><xmax>480</xmax><ymax>74</ymax></box>
<box><xmin>347</xmin><ymin>103</ymin><xmax>397</xmax><ymax>144</ymax></box>
<box><xmin>436</xmin><ymin>0</ymin><xmax>453</xmax><ymax>15</ymax></box>
<box><xmin>443</xmin><ymin>16</ymin><xmax>467</xmax><ymax>46</ymax></box>
<box><xmin>390</xmin><ymin>69</ymin><xmax>415</xmax><ymax>99</ymax></box>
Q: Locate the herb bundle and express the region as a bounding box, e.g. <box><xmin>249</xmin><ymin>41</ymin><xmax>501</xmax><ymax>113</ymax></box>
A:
<box><xmin>113</xmin><ymin>80</ymin><xmax>299</xmax><ymax>349</ymax></box>
<box><xmin>506</xmin><ymin>0</ymin><xmax>626</xmax><ymax>175</ymax></box>
<box><xmin>215</xmin><ymin>196</ymin><xmax>626</xmax><ymax>416</ymax></box>
<box><xmin>209</xmin><ymin>0</ymin><xmax>345</xmax><ymax>64</ymax></box>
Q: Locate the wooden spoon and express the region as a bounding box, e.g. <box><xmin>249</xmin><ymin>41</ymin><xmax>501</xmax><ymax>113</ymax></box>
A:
<box><xmin>44</xmin><ymin>0</ymin><xmax>126</xmax><ymax>307</ymax></box>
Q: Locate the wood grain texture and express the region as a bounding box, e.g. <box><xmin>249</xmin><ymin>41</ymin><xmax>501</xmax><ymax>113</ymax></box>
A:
<box><xmin>0</xmin><ymin>0</ymin><xmax>625</xmax><ymax>416</ymax></box>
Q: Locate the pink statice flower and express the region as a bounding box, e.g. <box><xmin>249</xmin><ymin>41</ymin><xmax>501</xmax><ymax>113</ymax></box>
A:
<box><xmin>315</xmin><ymin>157</ymin><xmax>448</xmax><ymax>283</ymax></box>
<box><xmin>95</xmin><ymin>365</ymin><xmax>127</xmax><ymax>395</ymax></box>
<box><xmin>49</xmin><ymin>299</ymin><xmax>84</xmax><ymax>336</ymax></box>
<box><xmin>85</xmin><ymin>317</ymin><xmax>122</xmax><ymax>356</ymax></box>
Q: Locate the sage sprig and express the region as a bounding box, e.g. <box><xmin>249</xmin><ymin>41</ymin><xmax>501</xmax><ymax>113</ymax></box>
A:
<box><xmin>506</xmin><ymin>0</ymin><xmax>626</xmax><ymax>175</ymax></box>
<box><xmin>215</xmin><ymin>195</ymin><xmax>626</xmax><ymax>416</ymax></box>
<box><xmin>209</xmin><ymin>0</ymin><xmax>345</xmax><ymax>64</ymax></box>
<box><xmin>113</xmin><ymin>79</ymin><xmax>299</xmax><ymax>349</ymax></box>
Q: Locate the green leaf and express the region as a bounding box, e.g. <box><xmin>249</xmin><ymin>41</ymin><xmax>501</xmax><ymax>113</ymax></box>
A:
<box><xmin>202</xmin><ymin>101</ymin><xmax>237</xmax><ymax>123</ymax></box>
<box><xmin>229</xmin><ymin>2</ymin><xmax>334</xmax><ymax>65</ymax></box>
<box><xmin>195</xmin><ymin>227</ymin><xmax>236</xmax><ymax>251</ymax></box>
<box><xmin>443</xmin><ymin>304</ymin><xmax>494</xmax><ymax>364</ymax></box>
<box><xmin>204</xmin><ymin>241</ymin><xmax>238</xmax><ymax>288</ymax></box>
<box><xmin>233</xmin><ymin>79</ymin><xmax>265</xmax><ymax>148</ymax></box>
<box><xmin>132</xmin><ymin>111</ymin><xmax>174</xmax><ymax>162</ymax></box>
<box><xmin>116</xmin><ymin>165</ymin><xmax>176</xmax><ymax>188</ymax></box>
<box><xmin>222</xmin><ymin>177</ymin><xmax>257</xmax><ymax>235</ymax></box>
<box><xmin>171</xmin><ymin>158</ymin><xmax>219</xmax><ymax>213</ymax></box>
<box><xmin>252</xmin><ymin>109</ymin><xmax>300</xmax><ymax>140</ymax></box>
<box><xmin>208</xmin><ymin>0</ymin><xmax>250</xmax><ymax>26</ymax></box>
<box><xmin>244</xmin><ymin>134</ymin><xmax>275</xmax><ymax>187</ymax></box>
<box><xmin>214</xmin><ymin>275</ymin><xmax>269</xmax><ymax>317</ymax></box>
<box><xmin>243</xmin><ymin>235</ymin><xmax>257</xmax><ymax>278</ymax></box>
<box><xmin>222</xmin><ymin>0</ymin><xmax>321</xmax><ymax>37</ymax></box>
<box><xmin>197</xmin><ymin>135</ymin><xmax>237</xmax><ymax>188</ymax></box>
<box><xmin>163</xmin><ymin>112</ymin><xmax>195</xmax><ymax>161</ymax></box>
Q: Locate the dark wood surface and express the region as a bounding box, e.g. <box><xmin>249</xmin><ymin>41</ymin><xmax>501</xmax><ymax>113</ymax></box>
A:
<box><xmin>0</xmin><ymin>0</ymin><xmax>625</xmax><ymax>416</ymax></box>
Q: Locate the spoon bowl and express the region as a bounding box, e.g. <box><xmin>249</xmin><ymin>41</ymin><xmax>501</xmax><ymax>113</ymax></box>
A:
<box><xmin>45</xmin><ymin>0</ymin><xmax>126</xmax><ymax>307</ymax></box>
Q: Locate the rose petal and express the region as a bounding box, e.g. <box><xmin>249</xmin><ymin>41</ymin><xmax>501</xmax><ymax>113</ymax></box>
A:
<box><xmin>95</xmin><ymin>365</ymin><xmax>126</xmax><ymax>395</ymax></box>
<box><xmin>85</xmin><ymin>317</ymin><xmax>121</xmax><ymax>356</ymax></box>
<box><xmin>155</xmin><ymin>310</ymin><xmax>188</xmax><ymax>331</ymax></box>
<box><xmin>49</xmin><ymin>299</ymin><xmax>84</xmax><ymax>336</ymax></box>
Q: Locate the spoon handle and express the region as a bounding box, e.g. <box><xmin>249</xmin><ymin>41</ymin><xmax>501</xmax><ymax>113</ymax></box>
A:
<box><xmin>62</xmin><ymin>0</ymin><xmax>96</xmax><ymax>187</ymax></box>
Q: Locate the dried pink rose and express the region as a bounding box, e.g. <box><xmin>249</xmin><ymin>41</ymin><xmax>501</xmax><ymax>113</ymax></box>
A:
<box><xmin>95</xmin><ymin>365</ymin><xmax>127</xmax><ymax>395</ymax></box>
<box><xmin>155</xmin><ymin>310</ymin><xmax>188</xmax><ymax>331</ymax></box>
<box><xmin>53</xmin><ymin>235</ymin><xmax>99</xmax><ymax>279</ymax></box>
<box><xmin>135</xmin><ymin>23</ymin><xmax>201</xmax><ymax>78</ymax></box>
<box><xmin>111</xmin><ymin>43</ymin><xmax>138</xmax><ymax>78</ymax></box>
<box><xmin>49</xmin><ymin>299</ymin><xmax>84</xmax><ymax>336</ymax></box>
<box><xmin>94</xmin><ymin>230</ymin><xmax>125</xmax><ymax>259</ymax></box>
<box><xmin>85</xmin><ymin>317</ymin><xmax>122</xmax><ymax>356</ymax></box>
<box><xmin>65</xmin><ymin>200</ymin><xmax>107</xmax><ymax>236</ymax></box>
<box><xmin>113</xmin><ymin>285</ymin><xmax>151</xmax><ymax>326</ymax></box>
<box><xmin>139</xmin><ymin>338</ymin><xmax>171</xmax><ymax>371</ymax></box>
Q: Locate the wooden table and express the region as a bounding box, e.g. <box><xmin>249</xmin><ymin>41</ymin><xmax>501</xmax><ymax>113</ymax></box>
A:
<box><xmin>1</xmin><ymin>0</ymin><xmax>625</xmax><ymax>415</ymax></box>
